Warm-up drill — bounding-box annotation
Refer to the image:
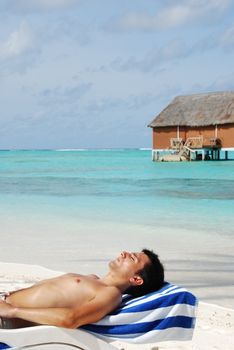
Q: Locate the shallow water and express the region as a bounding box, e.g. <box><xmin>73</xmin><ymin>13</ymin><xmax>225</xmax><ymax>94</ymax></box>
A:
<box><xmin>0</xmin><ymin>149</ymin><xmax>234</xmax><ymax>235</ymax></box>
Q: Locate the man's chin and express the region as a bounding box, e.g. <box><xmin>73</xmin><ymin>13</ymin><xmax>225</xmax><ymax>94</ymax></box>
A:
<box><xmin>109</xmin><ymin>259</ymin><xmax>118</xmax><ymax>268</ymax></box>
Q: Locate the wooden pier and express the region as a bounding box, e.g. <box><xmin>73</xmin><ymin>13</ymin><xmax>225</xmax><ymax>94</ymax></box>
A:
<box><xmin>152</xmin><ymin>136</ymin><xmax>230</xmax><ymax>162</ymax></box>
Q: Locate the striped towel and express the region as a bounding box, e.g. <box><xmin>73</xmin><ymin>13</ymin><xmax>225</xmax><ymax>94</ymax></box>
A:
<box><xmin>83</xmin><ymin>282</ymin><xmax>198</xmax><ymax>344</ymax></box>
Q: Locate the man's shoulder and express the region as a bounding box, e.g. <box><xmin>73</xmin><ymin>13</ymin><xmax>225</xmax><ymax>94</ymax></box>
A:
<box><xmin>92</xmin><ymin>286</ymin><xmax>121</xmax><ymax>312</ymax></box>
<box><xmin>88</xmin><ymin>274</ymin><xmax>99</xmax><ymax>279</ymax></box>
<box><xmin>97</xmin><ymin>284</ymin><xmax>121</xmax><ymax>301</ymax></box>
<box><xmin>61</xmin><ymin>273</ymin><xmax>83</xmax><ymax>278</ymax></box>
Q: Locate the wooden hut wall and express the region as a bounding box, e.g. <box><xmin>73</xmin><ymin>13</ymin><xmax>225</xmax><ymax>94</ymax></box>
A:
<box><xmin>153</xmin><ymin>127</ymin><xmax>177</xmax><ymax>149</ymax></box>
<box><xmin>185</xmin><ymin>126</ymin><xmax>215</xmax><ymax>139</ymax></box>
<box><xmin>218</xmin><ymin>123</ymin><xmax>234</xmax><ymax>147</ymax></box>
<box><xmin>153</xmin><ymin>124</ymin><xmax>234</xmax><ymax>149</ymax></box>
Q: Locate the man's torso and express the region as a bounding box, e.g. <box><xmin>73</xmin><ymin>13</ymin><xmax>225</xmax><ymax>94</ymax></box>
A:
<box><xmin>5</xmin><ymin>273</ymin><xmax>116</xmax><ymax>309</ymax></box>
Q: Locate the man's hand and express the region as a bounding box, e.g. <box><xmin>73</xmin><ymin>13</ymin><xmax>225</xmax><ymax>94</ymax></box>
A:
<box><xmin>0</xmin><ymin>300</ymin><xmax>16</xmax><ymax>318</ymax></box>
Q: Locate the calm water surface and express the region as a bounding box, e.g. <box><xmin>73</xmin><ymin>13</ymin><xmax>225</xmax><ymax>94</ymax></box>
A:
<box><xmin>0</xmin><ymin>149</ymin><xmax>234</xmax><ymax>236</ymax></box>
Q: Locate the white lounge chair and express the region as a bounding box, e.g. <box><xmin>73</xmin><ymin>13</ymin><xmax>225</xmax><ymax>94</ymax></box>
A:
<box><xmin>0</xmin><ymin>283</ymin><xmax>197</xmax><ymax>350</ymax></box>
<box><xmin>0</xmin><ymin>326</ymin><xmax>117</xmax><ymax>350</ymax></box>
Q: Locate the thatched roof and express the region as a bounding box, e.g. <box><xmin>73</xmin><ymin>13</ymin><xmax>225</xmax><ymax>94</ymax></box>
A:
<box><xmin>148</xmin><ymin>91</ymin><xmax>234</xmax><ymax>128</ymax></box>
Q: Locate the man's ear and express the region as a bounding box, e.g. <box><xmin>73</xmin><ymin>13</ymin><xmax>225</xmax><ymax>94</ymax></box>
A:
<box><xmin>129</xmin><ymin>275</ymin><xmax>144</xmax><ymax>286</ymax></box>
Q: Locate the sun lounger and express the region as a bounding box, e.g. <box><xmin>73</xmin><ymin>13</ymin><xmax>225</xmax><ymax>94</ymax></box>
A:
<box><xmin>0</xmin><ymin>326</ymin><xmax>117</xmax><ymax>350</ymax></box>
<box><xmin>0</xmin><ymin>283</ymin><xmax>197</xmax><ymax>349</ymax></box>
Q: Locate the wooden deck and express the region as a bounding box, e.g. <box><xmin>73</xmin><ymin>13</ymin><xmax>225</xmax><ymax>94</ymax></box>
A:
<box><xmin>153</xmin><ymin>136</ymin><xmax>223</xmax><ymax>162</ymax></box>
<box><xmin>170</xmin><ymin>136</ymin><xmax>221</xmax><ymax>150</ymax></box>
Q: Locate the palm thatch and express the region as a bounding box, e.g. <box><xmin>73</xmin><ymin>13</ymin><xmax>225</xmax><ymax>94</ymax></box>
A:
<box><xmin>148</xmin><ymin>91</ymin><xmax>234</xmax><ymax>127</ymax></box>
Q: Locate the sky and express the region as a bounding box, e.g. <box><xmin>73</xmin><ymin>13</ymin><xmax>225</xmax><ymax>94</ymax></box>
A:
<box><xmin>1</xmin><ymin>0</ymin><xmax>234</xmax><ymax>149</ymax></box>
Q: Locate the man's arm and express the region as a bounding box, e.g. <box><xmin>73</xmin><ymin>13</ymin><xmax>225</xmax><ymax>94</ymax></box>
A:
<box><xmin>0</xmin><ymin>300</ymin><xmax>72</xmax><ymax>327</ymax></box>
<box><xmin>0</xmin><ymin>289</ymin><xmax>121</xmax><ymax>329</ymax></box>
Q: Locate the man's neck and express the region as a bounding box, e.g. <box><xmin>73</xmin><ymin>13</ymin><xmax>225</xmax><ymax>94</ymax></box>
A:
<box><xmin>100</xmin><ymin>273</ymin><xmax>130</xmax><ymax>293</ymax></box>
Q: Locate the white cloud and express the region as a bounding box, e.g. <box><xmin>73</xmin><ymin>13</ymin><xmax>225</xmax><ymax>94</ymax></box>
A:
<box><xmin>117</xmin><ymin>6</ymin><xmax>191</xmax><ymax>31</ymax></box>
<box><xmin>207</xmin><ymin>71</ymin><xmax>234</xmax><ymax>91</ymax></box>
<box><xmin>0</xmin><ymin>0</ymin><xmax>76</xmax><ymax>13</ymax></box>
<box><xmin>27</xmin><ymin>0</ymin><xmax>75</xmax><ymax>9</ymax></box>
<box><xmin>111</xmin><ymin>38</ymin><xmax>191</xmax><ymax>72</ymax></box>
<box><xmin>38</xmin><ymin>83</ymin><xmax>92</xmax><ymax>107</ymax></box>
<box><xmin>194</xmin><ymin>23</ymin><xmax>234</xmax><ymax>52</ymax></box>
<box><xmin>0</xmin><ymin>22</ymin><xmax>34</xmax><ymax>59</ymax></box>
<box><xmin>112</xmin><ymin>0</ymin><xmax>231</xmax><ymax>31</ymax></box>
<box><xmin>220</xmin><ymin>24</ymin><xmax>234</xmax><ymax>48</ymax></box>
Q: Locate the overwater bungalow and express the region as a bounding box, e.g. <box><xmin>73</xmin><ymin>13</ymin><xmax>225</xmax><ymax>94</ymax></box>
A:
<box><xmin>148</xmin><ymin>91</ymin><xmax>234</xmax><ymax>161</ymax></box>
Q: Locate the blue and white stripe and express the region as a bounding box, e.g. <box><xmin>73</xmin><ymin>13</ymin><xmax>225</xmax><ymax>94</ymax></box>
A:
<box><xmin>83</xmin><ymin>283</ymin><xmax>198</xmax><ymax>344</ymax></box>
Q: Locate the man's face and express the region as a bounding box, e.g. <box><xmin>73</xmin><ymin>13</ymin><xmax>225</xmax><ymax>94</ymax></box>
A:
<box><xmin>109</xmin><ymin>251</ymin><xmax>150</xmax><ymax>281</ymax></box>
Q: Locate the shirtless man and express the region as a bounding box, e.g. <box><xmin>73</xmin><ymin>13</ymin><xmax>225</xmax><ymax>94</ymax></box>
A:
<box><xmin>0</xmin><ymin>249</ymin><xmax>164</xmax><ymax>329</ymax></box>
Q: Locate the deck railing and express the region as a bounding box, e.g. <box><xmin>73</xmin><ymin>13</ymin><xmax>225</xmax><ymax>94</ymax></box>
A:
<box><xmin>184</xmin><ymin>136</ymin><xmax>203</xmax><ymax>148</ymax></box>
<box><xmin>170</xmin><ymin>136</ymin><xmax>203</xmax><ymax>149</ymax></box>
<box><xmin>170</xmin><ymin>138</ymin><xmax>183</xmax><ymax>150</ymax></box>
<box><xmin>170</xmin><ymin>136</ymin><xmax>221</xmax><ymax>150</ymax></box>
<box><xmin>203</xmin><ymin>137</ymin><xmax>222</xmax><ymax>148</ymax></box>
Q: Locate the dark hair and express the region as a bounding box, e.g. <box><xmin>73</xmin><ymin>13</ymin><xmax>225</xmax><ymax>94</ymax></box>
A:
<box><xmin>125</xmin><ymin>249</ymin><xmax>164</xmax><ymax>297</ymax></box>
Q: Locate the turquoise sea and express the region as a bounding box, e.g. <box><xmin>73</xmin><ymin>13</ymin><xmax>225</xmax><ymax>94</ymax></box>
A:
<box><xmin>1</xmin><ymin>149</ymin><xmax>234</xmax><ymax>235</ymax></box>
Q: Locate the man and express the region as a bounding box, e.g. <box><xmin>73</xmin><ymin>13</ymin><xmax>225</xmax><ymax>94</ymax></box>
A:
<box><xmin>0</xmin><ymin>249</ymin><xmax>164</xmax><ymax>329</ymax></box>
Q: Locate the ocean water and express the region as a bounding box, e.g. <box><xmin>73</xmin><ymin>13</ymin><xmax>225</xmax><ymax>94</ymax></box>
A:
<box><xmin>0</xmin><ymin>149</ymin><xmax>234</xmax><ymax>236</ymax></box>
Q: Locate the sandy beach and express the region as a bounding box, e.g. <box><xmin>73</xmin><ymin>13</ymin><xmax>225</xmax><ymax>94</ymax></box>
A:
<box><xmin>1</xmin><ymin>261</ymin><xmax>234</xmax><ymax>350</ymax></box>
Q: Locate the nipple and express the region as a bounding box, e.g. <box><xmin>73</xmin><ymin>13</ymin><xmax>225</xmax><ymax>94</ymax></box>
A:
<box><xmin>76</xmin><ymin>278</ymin><xmax>81</xmax><ymax>283</ymax></box>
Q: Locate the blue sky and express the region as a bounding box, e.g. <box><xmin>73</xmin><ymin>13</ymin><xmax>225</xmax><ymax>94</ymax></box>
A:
<box><xmin>1</xmin><ymin>0</ymin><xmax>234</xmax><ymax>149</ymax></box>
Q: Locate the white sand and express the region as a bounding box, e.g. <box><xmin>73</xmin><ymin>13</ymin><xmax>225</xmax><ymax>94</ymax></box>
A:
<box><xmin>0</xmin><ymin>262</ymin><xmax>234</xmax><ymax>350</ymax></box>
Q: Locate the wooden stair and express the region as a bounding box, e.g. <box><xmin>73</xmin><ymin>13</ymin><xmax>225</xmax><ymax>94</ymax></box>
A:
<box><xmin>159</xmin><ymin>138</ymin><xmax>195</xmax><ymax>162</ymax></box>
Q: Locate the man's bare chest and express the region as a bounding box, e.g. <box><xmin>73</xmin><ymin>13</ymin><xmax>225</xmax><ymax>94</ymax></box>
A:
<box><xmin>53</xmin><ymin>274</ymin><xmax>101</xmax><ymax>307</ymax></box>
<box><xmin>7</xmin><ymin>274</ymin><xmax>103</xmax><ymax>308</ymax></box>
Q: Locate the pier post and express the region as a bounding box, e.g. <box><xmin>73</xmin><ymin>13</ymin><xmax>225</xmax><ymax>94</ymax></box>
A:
<box><xmin>152</xmin><ymin>150</ymin><xmax>160</xmax><ymax>161</ymax></box>
<box><xmin>202</xmin><ymin>150</ymin><xmax>205</xmax><ymax>161</ymax></box>
<box><xmin>225</xmin><ymin>151</ymin><xmax>228</xmax><ymax>160</ymax></box>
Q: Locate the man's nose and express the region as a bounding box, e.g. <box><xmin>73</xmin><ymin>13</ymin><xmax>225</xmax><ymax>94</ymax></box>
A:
<box><xmin>121</xmin><ymin>251</ymin><xmax>129</xmax><ymax>258</ymax></box>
